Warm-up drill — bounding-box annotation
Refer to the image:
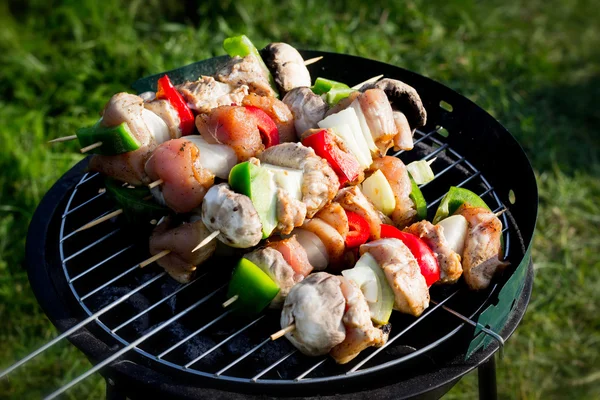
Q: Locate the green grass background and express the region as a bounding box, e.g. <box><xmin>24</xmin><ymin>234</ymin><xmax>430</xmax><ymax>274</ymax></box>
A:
<box><xmin>0</xmin><ymin>0</ymin><xmax>598</xmax><ymax>398</ymax></box>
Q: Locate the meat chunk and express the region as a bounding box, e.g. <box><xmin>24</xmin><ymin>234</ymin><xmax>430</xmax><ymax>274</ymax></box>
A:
<box><xmin>246</xmin><ymin>247</ymin><xmax>303</xmax><ymax>308</ymax></box>
<box><xmin>392</xmin><ymin>111</ymin><xmax>413</xmax><ymax>151</ymax></box>
<box><xmin>281</xmin><ymin>273</ymin><xmax>346</xmax><ymax>356</ymax></box>
<box><xmin>101</xmin><ymin>92</ymin><xmax>156</xmax><ymax>148</ymax></box>
<box><xmin>201</xmin><ymin>183</ymin><xmax>262</xmax><ymax>248</ymax></box>
<box><xmin>282</xmin><ymin>87</ymin><xmax>328</xmax><ymax>135</ymax></box>
<box><xmin>217</xmin><ymin>55</ymin><xmax>276</xmax><ymax>97</ymax></box>
<box><xmin>404</xmin><ymin>220</ymin><xmax>462</xmax><ymax>284</ymax></box>
<box><xmin>335</xmin><ymin>186</ymin><xmax>391</xmax><ymax>240</ymax></box>
<box><xmin>370</xmin><ymin>157</ymin><xmax>417</xmax><ymax>229</ymax></box>
<box><xmin>195</xmin><ymin>105</ymin><xmax>264</xmax><ymax>161</ymax></box>
<box><xmin>358</xmin><ymin>89</ymin><xmax>397</xmax><ymax>156</ymax></box>
<box><xmin>267</xmin><ymin>236</ymin><xmax>313</xmax><ymax>278</ymax></box>
<box><xmin>276</xmin><ymin>188</ymin><xmax>307</xmax><ymax>235</ymax></box>
<box><xmin>177</xmin><ymin>76</ymin><xmax>249</xmax><ymax>113</ymax></box>
<box><xmin>145</xmin><ymin>138</ymin><xmax>214</xmax><ymax>213</ymax></box>
<box><xmin>149</xmin><ymin>217</ymin><xmax>217</xmax><ymax>283</ymax></box>
<box><xmin>314</xmin><ymin>202</ymin><xmax>349</xmax><ymax>239</ymax></box>
<box><xmin>456</xmin><ymin>204</ymin><xmax>508</xmax><ymax>290</ymax></box>
<box><xmin>330</xmin><ymin>277</ymin><xmax>390</xmax><ymax>364</ymax></box>
<box><xmin>144</xmin><ymin>99</ymin><xmax>182</xmax><ymax>140</ymax></box>
<box><xmin>301</xmin><ymin>218</ymin><xmax>345</xmax><ymax>266</ymax></box>
<box><xmin>361</xmin><ymin>239</ymin><xmax>429</xmax><ymax>317</ymax></box>
<box><xmin>89</xmin><ymin>146</ymin><xmax>151</xmax><ymax>185</ymax></box>
<box><xmin>242</xmin><ymin>93</ymin><xmax>296</xmax><ymax>142</ymax></box>
<box><xmin>258</xmin><ymin>143</ymin><xmax>339</xmax><ymax>217</ymax></box>
<box><xmin>261</xmin><ymin>43</ymin><xmax>311</xmax><ymax>95</ymax></box>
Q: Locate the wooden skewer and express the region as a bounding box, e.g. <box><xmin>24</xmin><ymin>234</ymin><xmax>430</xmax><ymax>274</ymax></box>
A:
<box><xmin>80</xmin><ymin>142</ymin><xmax>103</xmax><ymax>153</ymax></box>
<box><xmin>222</xmin><ymin>295</ymin><xmax>239</xmax><ymax>308</ymax></box>
<box><xmin>139</xmin><ymin>249</ymin><xmax>171</xmax><ymax>268</ymax></box>
<box><xmin>351</xmin><ymin>74</ymin><xmax>384</xmax><ymax>90</ymax></box>
<box><xmin>148</xmin><ymin>179</ymin><xmax>164</xmax><ymax>189</ymax></box>
<box><xmin>303</xmin><ymin>56</ymin><xmax>323</xmax><ymax>66</ymax></box>
<box><xmin>48</xmin><ymin>135</ymin><xmax>77</xmax><ymax>143</ymax></box>
<box><xmin>270</xmin><ymin>324</ymin><xmax>296</xmax><ymax>341</ymax></box>
<box><xmin>76</xmin><ymin>209</ymin><xmax>124</xmax><ymax>232</ymax></box>
<box><xmin>494</xmin><ymin>209</ymin><xmax>507</xmax><ymax>218</ymax></box>
<box><xmin>426</xmin><ymin>157</ymin><xmax>437</xmax><ymax>166</ymax></box>
<box><xmin>191</xmin><ymin>230</ymin><xmax>221</xmax><ymax>253</ymax></box>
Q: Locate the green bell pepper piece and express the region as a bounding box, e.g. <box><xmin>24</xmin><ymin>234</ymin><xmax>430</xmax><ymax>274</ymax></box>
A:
<box><xmin>223</xmin><ymin>35</ymin><xmax>279</xmax><ymax>98</ymax></box>
<box><xmin>311</xmin><ymin>77</ymin><xmax>350</xmax><ymax>95</ymax></box>
<box><xmin>409</xmin><ymin>177</ymin><xmax>428</xmax><ymax>221</ymax></box>
<box><xmin>229</xmin><ymin>162</ymin><xmax>278</xmax><ymax>238</ymax></box>
<box><xmin>433</xmin><ymin>186</ymin><xmax>491</xmax><ymax>224</ymax></box>
<box><xmin>77</xmin><ymin>120</ymin><xmax>140</xmax><ymax>155</ymax></box>
<box><xmin>104</xmin><ymin>179</ymin><xmax>168</xmax><ymax>225</ymax></box>
<box><xmin>226</xmin><ymin>258</ymin><xmax>280</xmax><ymax>315</ymax></box>
<box><xmin>326</xmin><ymin>87</ymin><xmax>357</xmax><ymax>106</ymax></box>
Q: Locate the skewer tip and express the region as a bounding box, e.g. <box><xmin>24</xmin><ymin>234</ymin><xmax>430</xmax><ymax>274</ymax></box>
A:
<box><xmin>270</xmin><ymin>324</ymin><xmax>296</xmax><ymax>341</ymax></box>
<box><xmin>303</xmin><ymin>56</ymin><xmax>323</xmax><ymax>66</ymax></box>
<box><xmin>80</xmin><ymin>141</ymin><xmax>103</xmax><ymax>153</ymax></box>
<box><xmin>222</xmin><ymin>295</ymin><xmax>239</xmax><ymax>308</ymax></box>
<box><xmin>148</xmin><ymin>179</ymin><xmax>164</xmax><ymax>189</ymax></box>
<box><xmin>48</xmin><ymin>135</ymin><xmax>78</xmax><ymax>143</ymax></box>
<box><xmin>191</xmin><ymin>230</ymin><xmax>220</xmax><ymax>253</ymax></box>
<box><xmin>139</xmin><ymin>249</ymin><xmax>171</xmax><ymax>268</ymax></box>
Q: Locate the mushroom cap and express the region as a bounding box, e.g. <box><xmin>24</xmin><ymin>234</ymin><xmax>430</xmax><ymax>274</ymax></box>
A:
<box><xmin>360</xmin><ymin>78</ymin><xmax>427</xmax><ymax>129</ymax></box>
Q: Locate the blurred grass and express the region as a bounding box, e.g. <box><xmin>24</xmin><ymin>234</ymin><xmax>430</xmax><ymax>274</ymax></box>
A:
<box><xmin>0</xmin><ymin>0</ymin><xmax>598</xmax><ymax>398</ymax></box>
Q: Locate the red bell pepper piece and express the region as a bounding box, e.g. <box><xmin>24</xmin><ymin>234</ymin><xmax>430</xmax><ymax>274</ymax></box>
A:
<box><xmin>156</xmin><ymin>75</ymin><xmax>195</xmax><ymax>136</ymax></box>
<box><xmin>301</xmin><ymin>129</ymin><xmax>361</xmax><ymax>186</ymax></box>
<box><xmin>345</xmin><ymin>210</ymin><xmax>370</xmax><ymax>248</ymax></box>
<box><xmin>380</xmin><ymin>224</ymin><xmax>440</xmax><ymax>286</ymax></box>
<box><xmin>244</xmin><ymin>106</ymin><xmax>279</xmax><ymax>148</ymax></box>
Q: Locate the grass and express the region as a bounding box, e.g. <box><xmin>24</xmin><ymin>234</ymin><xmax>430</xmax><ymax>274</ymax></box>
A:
<box><xmin>0</xmin><ymin>0</ymin><xmax>598</xmax><ymax>398</ymax></box>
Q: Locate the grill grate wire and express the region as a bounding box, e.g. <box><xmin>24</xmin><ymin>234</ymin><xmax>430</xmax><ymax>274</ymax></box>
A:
<box><xmin>8</xmin><ymin>126</ymin><xmax>514</xmax><ymax>398</ymax></box>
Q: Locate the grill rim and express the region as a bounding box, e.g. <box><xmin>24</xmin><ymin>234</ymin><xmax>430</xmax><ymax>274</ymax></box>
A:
<box><xmin>25</xmin><ymin>50</ymin><xmax>538</xmax><ymax>398</ymax></box>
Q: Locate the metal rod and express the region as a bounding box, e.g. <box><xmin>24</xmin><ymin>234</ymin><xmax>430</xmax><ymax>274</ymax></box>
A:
<box><xmin>185</xmin><ymin>316</ymin><xmax>265</xmax><ymax>368</ymax></box>
<box><xmin>478</xmin><ymin>356</ymin><xmax>498</xmax><ymax>400</ymax></box>
<box><xmin>348</xmin><ymin>289</ymin><xmax>460</xmax><ymax>373</ymax></box>
<box><xmin>69</xmin><ymin>245</ymin><xmax>133</xmax><ymax>283</ymax></box>
<box><xmin>295</xmin><ymin>358</ymin><xmax>327</xmax><ymax>381</ymax></box>
<box><xmin>80</xmin><ymin>263</ymin><xmax>142</xmax><ymax>301</ymax></box>
<box><xmin>158</xmin><ymin>311</ymin><xmax>232</xmax><ymax>358</ymax></box>
<box><xmin>61</xmin><ymin>209</ymin><xmax>117</xmax><ymax>242</ymax></box>
<box><xmin>62</xmin><ymin>228</ymin><xmax>120</xmax><ymax>263</ymax></box>
<box><xmin>112</xmin><ymin>273</ymin><xmax>208</xmax><ymax>333</ymax></box>
<box><xmin>215</xmin><ymin>337</ymin><xmax>271</xmax><ymax>376</ymax></box>
<box><xmin>0</xmin><ymin>272</ymin><xmax>165</xmax><ymax>379</ymax></box>
<box><xmin>419</xmin><ymin>157</ymin><xmax>465</xmax><ymax>190</ymax></box>
<box><xmin>75</xmin><ymin>172</ymin><xmax>100</xmax><ymax>188</ymax></box>
<box><xmin>43</xmin><ymin>285</ymin><xmax>225</xmax><ymax>400</ymax></box>
<box><xmin>428</xmin><ymin>171</ymin><xmax>482</xmax><ymax>209</ymax></box>
<box><xmin>252</xmin><ymin>350</ymin><xmax>297</xmax><ymax>381</ymax></box>
<box><xmin>423</xmin><ymin>143</ymin><xmax>449</xmax><ymax>160</ymax></box>
<box><xmin>393</xmin><ymin>128</ymin><xmax>438</xmax><ymax>156</ymax></box>
<box><xmin>62</xmin><ymin>191</ymin><xmax>106</xmax><ymax>218</ymax></box>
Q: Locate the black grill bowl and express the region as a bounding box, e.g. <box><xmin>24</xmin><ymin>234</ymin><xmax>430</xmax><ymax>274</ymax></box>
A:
<box><xmin>26</xmin><ymin>51</ymin><xmax>537</xmax><ymax>399</ymax></box>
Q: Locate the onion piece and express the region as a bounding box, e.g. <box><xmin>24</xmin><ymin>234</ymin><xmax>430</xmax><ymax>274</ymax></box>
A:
<box><xmin>142</xmin><ymin>108</ymin><xmax>170</xmax><ymax>144</ymax></box>
<box><xmin>437</xmin><ymin>214</ymin><xmax>468</xmax><ymax>255</ymax></box>
<box><xmin>406</xmin><ymin>160</ymin><xmax>435</xmax><ymax>184</ymax></box>
<box><xmin>186</xmin><ymin>135</ymin><xmax>238</xmax><ymax>179</ymax></box>
<box><xmin>289</xmin><ymin>228</ymin><xmax>329</xmax><ymax>270</ymax></box>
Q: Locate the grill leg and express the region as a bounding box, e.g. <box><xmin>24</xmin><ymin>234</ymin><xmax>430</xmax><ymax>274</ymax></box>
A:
<box><xmin>478</xmin><ymin>355</ymin><xmax>497</xmax><ymax>400</ymax></box>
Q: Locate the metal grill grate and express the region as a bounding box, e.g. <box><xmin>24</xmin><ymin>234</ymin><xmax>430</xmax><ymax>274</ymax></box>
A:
<box><xmin>50</xmin><ymin>126</ymin><xmax>513</xmax><ymax>394</ymax></box>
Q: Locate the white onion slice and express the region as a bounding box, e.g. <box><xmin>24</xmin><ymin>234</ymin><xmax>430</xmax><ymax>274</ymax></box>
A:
<box><xmin>438</xmin><ymin>215</ymin><xmax>468</xmax><ymax>255</ymax></box>
<box><xmin>291</xmin><ymin>228</ymin><xmax>329</xmax><ymax>270</ymax></box>
<box><xmin>142</xmin><ymin>108</ymin><xmax>170</xmax><ymax>144</ymax></box>
<box><xmin>186</xmin><ymin>135</ymin><xmax>237</xmax><ymax>179</ymax></box>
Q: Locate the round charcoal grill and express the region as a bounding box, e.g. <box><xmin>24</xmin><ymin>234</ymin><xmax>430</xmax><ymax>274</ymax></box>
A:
<box><xmin>18</xmin><ymin>51</ymin><xmax>537</xmax><ymax>399</ymax></box>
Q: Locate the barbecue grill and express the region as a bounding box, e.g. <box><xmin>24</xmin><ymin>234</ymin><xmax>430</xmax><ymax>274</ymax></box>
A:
<box><xmin>12</xmin><ymin>51</ymin><xmax>537</xmax><ymax>399</ymax></box>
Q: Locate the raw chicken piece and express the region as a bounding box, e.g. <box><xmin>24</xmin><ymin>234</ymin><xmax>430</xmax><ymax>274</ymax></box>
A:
<box><xmin>335</xmin><ymin>186</ymin><xmax>392</xmax><ymax>240</ymax></box>
<box><xmin>404</xmin><ymin>220</ymin><xmax>463</xmax><ymax>284</ymax></box>
<box><xmin>177</xmin><ymin>76</ymin><xmax>249</xmax><ymax>113</ymax></box>
<box><xmin>330</xmin><ymin>277</ymin><xmax>390</xmax><ymax>364</ymax></box>
<box><xmin>314</xmin><ymin>202</ymin><xmax>349</xmax><ymax>239</ymax></box>
<box><xmin>267</xmin><ymin>236</ymin><xmax>313</xmax><ymax>278</ymax></box>
<box><xmin>242</xmin><ymin>93</ymin><xmax>296</xmax><ymax>142</ymax></box>
<box><xmin>358</xmin><ymin>89</ymin><xmax>398</xmax><ymax>156</ymax></box>
<box><xmin>360</xmin><ymin>238</ymin><xmax>429</xmax><ymax>317</ymax></box>
<box><xmin>456</xmin><ymin>204</ymin><xmax>508</xmax><ymax>290</ymax></box>
<box><xmin>370</xmin><ymin>156</ymin><xmax>417</xmax><ymax>229</ymax></box>
<box><xmin>246</xmin><ymin>247</ymin><xmax>303</xmax><ymax>308</ymax></box>
<box><xmin>261</xmin><ymin>42</ymin><xmax>311</xmax><ymax>95</ymax></box>
<box><xmin>101</xmin><ymin>92</ymin><xmax>156</xmax><ymax>148</ymax></box>
<box><xmin>195</xmin><ymin>105</ymin><xmax>264</xmax><ymax>161</ymax></box>
<box><xmin>258</xmin><ymin>143</ymin><xmax>339</xmax><ymax>217</ymax></box>
<box><xmin>281</xmin><ymin>273</ymin><xmax>346</xmax><ymax>356</ymax></box>
<box><xmin>145</xmin><ymin>138</ymin><xmax>214</xmax><ymax>213</ymax></box>
<box><xmin>275</xmin><ymin>188</ymin><xmax>307</xmax><ymax>235</ymax></box>
<box><xmin>144</xmin><ymin>99</ymin><xmax>182</xmax><ymax>140</ymax></box>
<box><xmin>392</xmin><ymin>111</ymin><xmax>413</xmax><ymax>151</ymax></box>
<box><xmin>89</xmin><ymin>147</ymin><xmax>151</xmax><ymax>186</ymax></box>
<box><xmin>217</xmin><ymin>55</ymin><xmax>276</xmax><ymax>97</ymax></box>
<box><xmin>301</xmin><ymin>218</ymin><xmax>345</xmax><ymax>266</ymax></box>
<box><xmin>282</xmin><ymin>87</ymin><xmax>328</xmax><ymax>135</ymax></box>
<box><xmin>149</xmin><ymin>217</ymin><xmax>217</xmax><ymax>283</ymax></box>
<box><xmin>201</xmin><ymin>184</ymin><xmax>262</xmax><ymax>249</ymax></box>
